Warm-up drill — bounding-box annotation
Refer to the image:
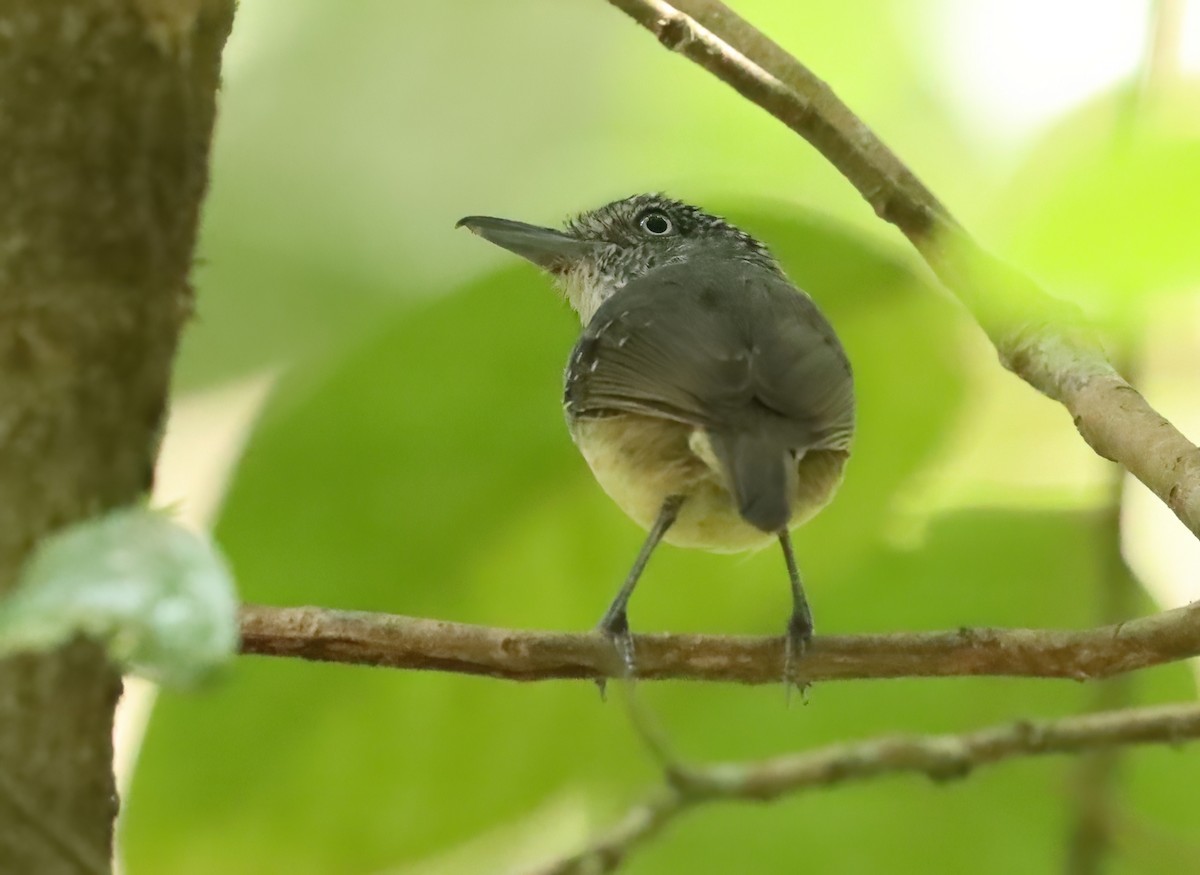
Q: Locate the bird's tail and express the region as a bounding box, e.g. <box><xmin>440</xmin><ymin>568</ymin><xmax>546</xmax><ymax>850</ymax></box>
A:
<box><xmin>708</xmin><ymin>430</ymin><xmax>792</xmax><ymax>533</ymax></box>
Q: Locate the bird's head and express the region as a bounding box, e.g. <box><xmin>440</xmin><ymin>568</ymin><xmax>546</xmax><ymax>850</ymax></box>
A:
<box><xmin>457</xmin><ymin>194</ymin><xmax>779</xmax><ymax>324</ymax></box>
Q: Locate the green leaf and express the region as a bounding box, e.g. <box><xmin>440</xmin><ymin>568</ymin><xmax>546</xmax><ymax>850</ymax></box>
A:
<box><xmin>0</xmin><ymin>507</ymin><xmax>238</xmax><ymax>686</ymax></box>
<box><xmin>990</xmin><ymin>85</ymin><xmax>1200</xmax><ymax>328</ymax></box>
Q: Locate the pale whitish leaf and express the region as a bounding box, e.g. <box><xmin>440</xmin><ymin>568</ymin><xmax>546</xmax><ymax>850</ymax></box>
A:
<box><xmin>0</xmin><ymin>507</ymin><xmax>238</xmax><ymax>686</ymax></box>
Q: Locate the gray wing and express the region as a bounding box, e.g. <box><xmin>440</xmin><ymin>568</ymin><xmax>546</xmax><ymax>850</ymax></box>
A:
<box><xmin>564</xmin><ymin>258</ymin><xmax>855</xmax><ymax>453</ymax></box>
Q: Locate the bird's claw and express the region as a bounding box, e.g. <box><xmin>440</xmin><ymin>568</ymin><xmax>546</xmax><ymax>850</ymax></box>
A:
<box><xmin>594</xmin><ymin>613</ymin><xmax>637</xmax><ymax>700</ymax></box>
<box><xmin>611</xmin><ymin>630</ymin><xmax>636</xmax><ymax>677</ymax></box>
<box><xmin>783</xmin><ymin>614</ymin><xmax>813</xmax><ymax>704</ymax></box>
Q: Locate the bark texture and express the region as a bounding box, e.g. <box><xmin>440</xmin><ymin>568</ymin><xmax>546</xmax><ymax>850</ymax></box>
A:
<box><xmin>0</xmin><ymin>1</ymin><xmax>233</xmax><ymax>870</ymax></box>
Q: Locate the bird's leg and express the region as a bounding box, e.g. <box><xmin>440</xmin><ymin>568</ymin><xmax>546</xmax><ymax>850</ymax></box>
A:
<box><xmin>597</xmin><ymin>495</ymin><xmax>684</xmax><ymax>680</ymax></box>
<box><xmin>779</xmin><ymin>529</ymin><xmax>814</xmax><ymax>692</ymax></box>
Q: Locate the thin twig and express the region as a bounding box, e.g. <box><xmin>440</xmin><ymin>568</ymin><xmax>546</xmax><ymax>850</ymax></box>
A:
<box><xmin>603</xmin><ymin>0</ymin><xmax>1200</xmax><ymax>539</ymax></box>
<box><xmin>527</xmin><ymin>702</ymin><xmax>1200</xmax><ymax>875</ymax></box>
<box><xmin>239</xmin><ymin>601</ymin><xmax>1200</xmax><ymax>684</ymax></box>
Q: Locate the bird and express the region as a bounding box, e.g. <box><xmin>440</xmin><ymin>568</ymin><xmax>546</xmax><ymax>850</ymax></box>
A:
<box><xmin>457</xmin><ymin>194</ymin><xmax>854</xmax><ymax>683</ymax></box>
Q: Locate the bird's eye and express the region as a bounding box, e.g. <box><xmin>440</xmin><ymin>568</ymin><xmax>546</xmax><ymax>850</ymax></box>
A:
<box><xmin>639</xmin><ymin>211</ymin><xmax>673</xmax><ymax>236</ymax></box>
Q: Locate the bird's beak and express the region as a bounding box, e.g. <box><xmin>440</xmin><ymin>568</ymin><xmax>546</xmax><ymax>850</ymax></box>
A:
<box><xmin>456</xmin><ymin>216</ymin><xmax>593</xmax><ymax>271</ymax></box>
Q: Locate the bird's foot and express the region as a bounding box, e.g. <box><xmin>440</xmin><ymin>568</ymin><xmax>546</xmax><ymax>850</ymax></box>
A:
<box><xmin>594</xmin><ymin>612</ymin><xmax>637</xmax><ymax>700</ymax></box>
<box><xmin>783</xmin><ymin>613</ymin><xmax>813</xmax><ymax>704</ymax></box>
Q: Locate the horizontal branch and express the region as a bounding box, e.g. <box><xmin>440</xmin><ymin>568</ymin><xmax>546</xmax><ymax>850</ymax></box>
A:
<box><xmin>239</xmin><ymin>601</ymin><xmax>1200</xmax><ymax>684</ymax></box>
<box><xmin>530</xmin><ymin>701</ymin><xmax>1200</xmax><ymax>874</ymax></box>
<box><xmin>605</xmin><ymin>0</ymin><xmax>1200</xmax><ymax>539</ymax></box>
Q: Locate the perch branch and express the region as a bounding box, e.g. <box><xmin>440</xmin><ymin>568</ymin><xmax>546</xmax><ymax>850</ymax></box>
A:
<box><xmin>603</xmin><ymin>0</ymin><xmax>1200</xmax><ymax>538</ymax></box>
<box><xmin>239</xmin><ymin>601</ymin><xmax>1200</xmax><ymax>684</ymax></box>
<box><xmin>528</xmin><ymin>701</ymin><xmax>1200</xmax><ymax>874</ymax></box>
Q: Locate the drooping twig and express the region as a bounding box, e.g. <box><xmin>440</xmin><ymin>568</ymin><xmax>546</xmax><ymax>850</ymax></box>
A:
<box><xmin>526</xmin><ymin>701</ymin><xmax>1200</xmax><ymax>874</ymax></box>
<box><xmin>1066</xmin><ymin>482</ymin><xmax>1142</xmax><ymax>875</ymax></box>
<box><xmin>239</xmin><ymin>601</ymin><xmax>1200</xmax><ymax>684</ymax></box>
<box><xmin>1065</xmin><ymin>5</ymin><xmax>1186</xmax><ymax>869</ymax></box>
<box><xmin>603</xmin><ymin>0</ymin><xmax>1200</xmax><ymax>539</ymax></box>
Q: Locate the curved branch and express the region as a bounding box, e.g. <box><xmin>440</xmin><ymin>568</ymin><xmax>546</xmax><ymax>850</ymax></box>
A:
<box><xmin>604</xmin><ymin>0</ymin><xmax>1200</xmax><ymax>538</ymax></box>
<box><xmin>239</xmin><ymin>601</ymin><xmax>1200</xmax><ymax>684</ymax></box>
<box><xmin>528</xmin><ymin>701</ymin><xmax>1200</xmax><ymax>874</ymax></box>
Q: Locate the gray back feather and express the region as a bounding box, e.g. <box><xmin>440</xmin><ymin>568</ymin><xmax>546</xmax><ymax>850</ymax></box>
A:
<box><xmin>564</xmin><ymin>258</ymin><xmax>855</xmax><ymax>454</ymax></box>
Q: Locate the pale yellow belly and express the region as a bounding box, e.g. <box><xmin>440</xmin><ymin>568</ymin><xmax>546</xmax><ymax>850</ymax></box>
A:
<box><xmin>568</xmin><ymin>413</ymin><xmax>847</xmax><ymax>553</ymax></box>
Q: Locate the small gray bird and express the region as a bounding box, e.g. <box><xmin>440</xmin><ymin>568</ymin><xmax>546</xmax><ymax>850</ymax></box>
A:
<box><xmin>457</xmin><ymin>194</ymin><xmax>854</xmax><ymax>680</ymax></box>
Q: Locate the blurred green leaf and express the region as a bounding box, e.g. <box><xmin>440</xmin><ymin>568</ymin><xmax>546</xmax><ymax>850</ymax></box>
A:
<box><xmin>176</xmin><ymin>230</ymin><xmax>399</xmax><ymax>390</ymax></box>
<box><xmin>992</xmin><ymin>86</ymin><xmax>1200</xmax><ymax>328</ymax></box>
<box><xmin>0</xmin><ymin>508</ymin><xmax>237</xmax><ymax>686</ymax></box>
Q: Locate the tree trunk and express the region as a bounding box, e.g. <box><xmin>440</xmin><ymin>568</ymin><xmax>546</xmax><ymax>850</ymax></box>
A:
<box><xmin>0</xmin><ymin>1</ymin><xmax>234</xmax><ymax>871</ymax></box>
